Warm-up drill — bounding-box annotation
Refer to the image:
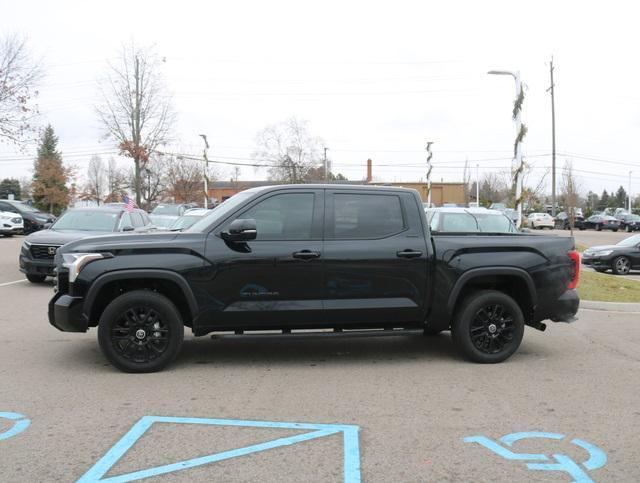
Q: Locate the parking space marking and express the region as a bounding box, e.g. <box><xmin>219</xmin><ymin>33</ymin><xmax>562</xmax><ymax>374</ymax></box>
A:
<box><xmin>0</xmin><ymin>412</ymin><xmax>30</xmax><ymax>441</ymax></box>
<box><xmin>78</xmin><ymin>416</ymin><xmax>361</xmax><ymax>483</ymax></box>
<box><xmin>0</xmin><ymin>279</ymin><xmax>26</xmax><ymax>288</ymax></box>
<box><xmin>463</xmin><ymin>431</ymin><xmax>606</xmax><ymax>483</ymax></box>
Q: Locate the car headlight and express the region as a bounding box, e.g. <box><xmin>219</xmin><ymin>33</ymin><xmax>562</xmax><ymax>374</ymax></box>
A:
<box><xmin>62</xmin><ymin>253</ymin><xmax>108</xmax><ymax>282</ymax></box>
<box><xmin>592</xmin><ymin>250</ymin><xmax>613</xmax><ymax>257</ymax></box>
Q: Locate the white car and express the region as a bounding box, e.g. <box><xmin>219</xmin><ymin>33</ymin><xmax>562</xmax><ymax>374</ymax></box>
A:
<box><xmin>527</xmin><ymin>212</ymin><xmax>555</xmax><ymax>229</ymax></box>
<box><xmin>0</xmin><ymin>210</ymin><xmax>24</xmax><ymax>236</ymax></box>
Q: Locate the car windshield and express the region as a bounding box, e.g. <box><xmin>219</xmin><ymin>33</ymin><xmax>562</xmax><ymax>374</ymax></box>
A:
<box><xmin>435</xmin><ymin>211</ymin><xmax>516</xmax><ymax>233</ymax></box>
<box><xmin>12</xmin><ymin>202</ymin><xmax>40</xmax><ymax>213</ymax></box>
<box><xmin>52</xmin><ymin>210</ymin><xmax>119</xmax><ymax>231</ymax></box>
<box><xmin>617</xmin><ymin>235</ymin><xmax>640</xmax><ymax>247</ymax></box>
<box><xmin>186</xmin><ymin>192</ymin><xmax>254</xmax><ymax>233</ymax></box>
<box><xmin>152</xmin><ymin>205</ymin><xmax>181</xmax><ymax>216</ymax></box>
<box><xmin>624</xmin><ymin>215</ymin><xmax>640</xmax><ymax>221</ymax></box>
<box><xmin>170</xmin><ymin>215</ymin><xmax>201</xmax><ymax>231</ymax></box>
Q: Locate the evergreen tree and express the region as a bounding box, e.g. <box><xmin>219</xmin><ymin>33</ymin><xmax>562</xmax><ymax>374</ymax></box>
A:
<box><xmin>32</xmin><ymin>125</ymin><xmax>70</xmax><ymax>214</ymax></box>
<box><xmin>598</xmin><ymin>190</ymin><xmax>609</xmax><ymax>211</ymax></box>
<box><xmin>0</xmin><ymin>178</ymin><xmax>21</xmax><ymax>199</ymax></box>
<box><xmin>615</xmin><ymin>185</ymin><xmax>627</xmax><ymax>208</ymax></box>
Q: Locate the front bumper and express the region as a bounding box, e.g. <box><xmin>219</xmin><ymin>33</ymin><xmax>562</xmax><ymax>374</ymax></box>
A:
<box><xmin>48</xmin><ymin>291</ymin><xmax>88</xmax><ymax>332</ymax></box>
<box><xmin>581</xmin><ymin>255</ymin><xmax>611</xmax><ymax>269</ymax></box>
<box><xmin>549</xmin><ymin>289</ymin><xmax>580</xmax><ymax>323</ymax></box>
<box><xmin>19</xmin><ymin>254</ymin><xmax>55</xmax><ymax>276</ymax></box>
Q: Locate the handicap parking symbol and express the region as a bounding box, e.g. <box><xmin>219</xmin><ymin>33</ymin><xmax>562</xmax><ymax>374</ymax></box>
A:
<box><xmin>0</xmin><ymin>412</ymin><xmax>31</xmax><ymax>441</ymax></box>
<box><xmin>78</xmin><ymin>416</ymin><xmax>361</xmax><ymax>482</ymax></box>
<box><xmin>463</xmin><ymin>431</ymin><xmax>606</xmax><ymax>483</ymax></box>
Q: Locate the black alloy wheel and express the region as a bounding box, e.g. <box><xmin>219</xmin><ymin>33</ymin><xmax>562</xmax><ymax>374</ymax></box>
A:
<box><xmin>452</xmin><ymin>290</ymin><xmax>524</xmax><ymax>363</ymax></box>
<box><xmin>612</xmin><ymin>256</ymin><xmax>631</xmax><ymax>276</ymax></box>
<box><xmin>26</xmin><ymin>274</ymin><xmax>46</xmax><ymax>283</ymax></box>
<box><xmin>98</xmin><ymin>290</ymin><xmax>184</xmax><ymax>373</ymax></box>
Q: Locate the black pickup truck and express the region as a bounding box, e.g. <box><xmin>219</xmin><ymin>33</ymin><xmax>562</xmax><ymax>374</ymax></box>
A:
<box><xmin>49</xmin><ymin>185</ymin><xmax>580</xmax><ymax>372</ymax></box>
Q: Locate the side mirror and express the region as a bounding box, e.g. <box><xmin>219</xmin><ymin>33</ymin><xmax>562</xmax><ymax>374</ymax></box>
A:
<box><xmin>221</xmin><ymin>218</ymin><xmax>257</xmax><ymax>242</ymax></box>
<box><xmin>121</xmin><ymin>225</ymin><xmax>135</xmax><ymax>232</ymax></box>
<box><xmin>44</xmin><ymin>222</ymin><xmax>53</xmax><ymax>229</ymax></box>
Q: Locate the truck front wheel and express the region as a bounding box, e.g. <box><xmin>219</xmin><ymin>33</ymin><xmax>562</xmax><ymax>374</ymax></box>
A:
<box><xmin>451</xmin><ymin>290</ymin><xmax>525</xmax><ymax>363</ymax></box>
<box><xmin>98</xmin><ymin>290</ymin><xmax>184</xmax><ymax>373</ymax></box>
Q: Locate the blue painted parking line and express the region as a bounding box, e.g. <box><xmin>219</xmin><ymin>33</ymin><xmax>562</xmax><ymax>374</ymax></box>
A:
<box><xmin>0</xmin><ymin>412</ymin><xmax>30</xmax><ymax>441</ymax></box>
<box><xmin>463</xmin><ymin>431</ymin><xmax>607</xmax><ymax>483</ymax></box>
<box><xmin>78</xmin><ymin>416</ymin><xmax>360</xmax><ymax>483</ymax></box>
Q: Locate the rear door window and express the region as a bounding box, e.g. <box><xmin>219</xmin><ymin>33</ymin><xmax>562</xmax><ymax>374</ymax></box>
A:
<box><xmin>329</xmin><ymin>193</ymin><xmax>404</xmax><ymax>239</ymax></box>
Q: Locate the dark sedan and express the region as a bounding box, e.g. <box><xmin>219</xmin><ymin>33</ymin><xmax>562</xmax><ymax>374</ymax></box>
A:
<box><xmin>19</xmin><ymin>206</ymin><xmax>154</xmax><ymax>283</ymax></box>
<box><xmin>0</xmin><ymin>199</ymin><xmax>56</xmax><ymax>234</ymax></box>
<box><xmin>616</xmin><ymin>214</ymin><xmax>640</xmax><ymax>232</ymax></box>
<box><xmin>554</xmin><ymin>211</ymin><xmax>585</xmax><ymax>230</ymax></box>
<box><xmin>582</xmin><ymin>234</ymin><xmax>640</xmax><ymax>275</ymax></box>
<box><xmin>583</xmin><ymin>214</ymin><xmax>620</xmax><ymax>232</ymax></box>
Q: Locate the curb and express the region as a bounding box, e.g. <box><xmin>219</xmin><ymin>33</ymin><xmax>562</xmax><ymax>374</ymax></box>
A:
<box><xmin>580</xmin><ymin>300</ymin><xmax>640</xmax><ymax>313</ymax></box>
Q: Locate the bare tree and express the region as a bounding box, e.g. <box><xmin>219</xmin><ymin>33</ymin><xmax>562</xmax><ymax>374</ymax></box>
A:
<box><xmin>96</xmin><ymin>42</ymin><xmax>175</xmax><ymax>206</ymax></box>
<box><xmin>137</xmin><ymin>153</ymin><xmax>167</xmax><ymax>209</ymax></box>
<box><xmin>253</xmin><ymin>117</ymin><xmax>324</xmax><ymax>183</ymax></box>
<box><xmin>561</xmin><ymin>160</ymin><xmax>580</xmax><ymax>235</ymax></box>
<box><xmin>0</xmin><ymin>34</ymin><xmax>43</xmax><ymax>145</ymax></box>
<box><xmin>81</xmin><ymin>155</ymin><xmax>106</xmax><ymax>205</ymax></box>
<box><xmin>166</xmin><ymin>156</ymin><xmax>208</xmax><ymax>204</ymax></box>
<box><xmin>103</xmin><ymin>157</ymin><xmax>127</xmax><ymax>202</ymax></box>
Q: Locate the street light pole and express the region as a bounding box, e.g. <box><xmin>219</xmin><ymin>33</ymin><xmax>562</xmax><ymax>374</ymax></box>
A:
<box><xmin>199</xmin><ymin>134</ymin><xmax>210</xmax><ymax>209</ymax></box>
<box><xmin>324</xmin><ymin>147</ymin><xmax>329</xmax><ymax>182</ymax></box>
<box><xmin>629</xmin><ymin>171</ymin><xmax>633</xmax><ymax>212</ymax></box>
<box><xmin>476</xmin><ymin>163</ymin><xmax>480</xmax><ymax>205</ymax></box>
<box><xmin>426</xmin><ymin>142</ymin><xmax>434</xmax><ymax>206</ymax></box>
<box><xmin>488</xmin><ymin>69</ymin><xmax>526</xmax><ymax>228</ymax></box>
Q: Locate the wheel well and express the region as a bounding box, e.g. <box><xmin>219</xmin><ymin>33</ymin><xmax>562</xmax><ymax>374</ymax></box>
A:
<box><xmin>454</xmin><ymin>275</ymin><xmax>534</xmax><ymax>322</ymax></box>
<box><xmin>88</xmin><ymin>278</ymin><xmax>193</xmax><ymax>328</ymax></box>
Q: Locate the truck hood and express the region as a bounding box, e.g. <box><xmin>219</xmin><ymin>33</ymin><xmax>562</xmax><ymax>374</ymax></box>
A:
<box><xmin>26</xmin><ymin>229</ymin><xmax>113</xmax><ymax>246</ymax></box>
<box><xmin>59</xmin><ymin>231</ymin><xmax>182</xmax><ymax>254</ymax></box>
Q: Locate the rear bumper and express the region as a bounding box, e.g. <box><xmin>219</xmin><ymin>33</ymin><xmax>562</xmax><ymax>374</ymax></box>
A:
<box><xmin>48</xmin><ymin>292</ymin><xmax>88</xmax><ymax>332</ymax></box>
<box><xmin>549</xmin><ymin>289</ymin><xmax>580</xmax><ymax>323</ymax></box>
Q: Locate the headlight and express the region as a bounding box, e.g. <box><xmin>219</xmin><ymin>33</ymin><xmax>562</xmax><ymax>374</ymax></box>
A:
<box><xmin>62</xmin><ymin>253</ymin><xmax>107</xmax><ymax>282</ymax></box>
<box><xmin>22</xmin><ymin>240</ymin><xmax>31</xmax><ymax>249</ymax></box>
<box><xmin>593</xmin><ymin>250</ymin><xmax>613</xmax><ymax>257</ymax></box>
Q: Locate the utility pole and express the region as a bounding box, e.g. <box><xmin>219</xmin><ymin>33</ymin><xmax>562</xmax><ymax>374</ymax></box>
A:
<box><xmin>199</xmin><ymin>134</ymin><xmax>210</xmax><ymax>208</ymax></box>
<box><xmin>426</xmin><ymin>142</ymin><xmax>434</xmax><ymax>206</ymax></box>
<box><xmin>629</xmin><ymin>171</ymin><xmax>634</xmax><ymax>212</ymax></box>
<box><xmin>324</xmin><ymin>147</ymin><xmax>329</xmax><ymax>182</ymax></box>
<box><xmin>133</xmin><ymin>55</ymin><xmax>142</xmax><ymax>207</ymax></box>
<box><xmin>548</xmin><ymin>57</ymin><xmax>557</xmax><ymax>216</ymax></box>
<box><xmin>476</xmin><ymin>163</ymin><xmax>480</xmax><ymax>206</ymax></box>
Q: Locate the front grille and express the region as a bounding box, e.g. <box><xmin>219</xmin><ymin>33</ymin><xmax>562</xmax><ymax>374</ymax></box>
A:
<box><xmin>30</xmin><ymin>244</ymin><xmax>61</xmax><ymax>259</ymax></box>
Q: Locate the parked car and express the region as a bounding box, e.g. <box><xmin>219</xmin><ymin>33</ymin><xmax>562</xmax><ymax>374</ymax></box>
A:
<box><xmin>582</xmin><ymin>234</ymin><xmax>640</xmax><ymax>275</ymax></box>
<box><xmin>583</xmin><ymin>214</ymin><xmax>620</xmax><ymax>232</ymax></box>
<box><xmin>489</xmin><ymin>202</ymin><xmax>507</xmax><ymax>211</ymax></box>
<box><xmin>169</xmin><ymin>208</ymin><xmax>212</xmax><ymax>231</ymax></box>
<box><xmin>149</xmin><ymin>203</ymin><xmax>198</xmax><ymax>228</ymax></box>
<box><xmin>615</xmin><ymin>213</ymin><xmax>640</xmax><ymax>232</ymax></box>
<box><xmin>49</xmin><ymin>184</ymin><xmax>580</xmax><ymax>373</ymax></box>
<box><xmin>20</xmin><ymin>206</ymin><xmax>154</xmax><ymax>283</ymax></box>
<box><xmin>527</xmin><ymin>212</ymin><xmax>555</xmax><ymax>230</ymax></box>
<box><xmin>0</xmin><ymin>199</ymin><xmax>56</xmax><ymax>234</ymax></box>
<box><xmin>0</xmin><ymin>211</ymin><xmax>23</xmax><ymax>236</ymax></box>
<box><xmin>554</xmin><ymin>212</ymin><xmax>585</xmax><ymax>230</ymax></box>
<box><xmin>429</xmin><ymin>207</ymin><xmax>517</xmax><ymax>234</ymax></box>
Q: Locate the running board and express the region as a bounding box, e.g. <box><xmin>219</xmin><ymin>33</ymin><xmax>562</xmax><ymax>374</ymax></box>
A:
<box><xmin>211</xmin><ymin>328</ymin><xmax>423</xmax><ymax>340</ymax></box>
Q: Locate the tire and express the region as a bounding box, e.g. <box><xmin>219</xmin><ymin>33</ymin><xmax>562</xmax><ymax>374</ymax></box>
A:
<box><xmin>451</xmin><ymin>290</ymin><xmax>525</xmax><ymax>363</ymax></box>
<box><xmin>627</xmin><ymin>226</ymin><xmax>632</xmax><ymax>233</ymax></box>
<box><xmin>98</xmin><ymin>290</ymin><xmax>184</xmax><ymax>373</ymax></box>
<box><xmin>26</xmin><ymin>274</ymin><xmax>46</xmax><ymax>283</ymax></box>
<box><xmin>4</xmin><ymin>233</ymin><xmax>13</xmax><ymax>237</ymax></box>
<box><xmin>613</xmin><ymin>229</ymin><xmax>618</xmax><ymax>232</ymax></box>
<box><xmin>594</xmin><ymin>268</ymin><xmax>608</xmax><ymax>273</ymax></box>
<box><xmin>611</xmin><ymin>256</ymin><xmax>631</xmax><ymax>276</ymax></box>
<box><xmin>596</xmin><ymin>224</ymin><xmax>602</xmax><ymax>231</ymax></box>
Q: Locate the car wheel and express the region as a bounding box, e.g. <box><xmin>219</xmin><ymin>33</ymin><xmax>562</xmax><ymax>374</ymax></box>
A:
<box><xmin>451</xmin><ymin>290</ymin><xmax>525</xmax><ymax>363</ymax></box>
<box><xmin>26</xmin><ymin>274</ymin><xmax>46</xmax><ymax>283</ymax></box>
<box><xmin>613</xmin><ymin>229</ymin><xmax>618</xmax><ymax>232</ymax></box>
<box><xmin>98</xmin><ymin>290</ymin><xmax>184</xmax><ymax>373</ymax></box>
<box><xmin>612</xmin><ymin>256</ymin><xmax>631</xmax><ymax>276</ymax></box>
<box><xmin>4</xmin><ymin>233</ymin><xmax>13</xmax><ymax>237</ymax></box>
<box><xmin>596</xmin><ymin>224</ymin><xmax>602</xmax><ymax>231</ymax></box>
<box><xmin>627</xmin><ymin>226</ymin><xmax>632</xmax><ymax>232</ymax></box>
<box><xmin>594</xmin><ymin>268</ymin><xmax>608</xmax><ymax>273</ymax></box>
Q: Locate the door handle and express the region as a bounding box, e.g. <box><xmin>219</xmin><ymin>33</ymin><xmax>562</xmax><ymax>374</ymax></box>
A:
<box><xmin>292</xmin><ymin>250</ymin><xmax>321</xmax><ymax>260</ymax></box>
<box><xmin>396</xmin><ymin>249</ymin><xmax>423</xmax><ymax>258</ymax></box>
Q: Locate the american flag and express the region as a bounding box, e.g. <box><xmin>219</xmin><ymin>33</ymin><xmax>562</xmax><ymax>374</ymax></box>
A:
<box><xmin>122</xmin><ymin>195</ymin><xmax>135</xmax><ymax>212</ymax></box>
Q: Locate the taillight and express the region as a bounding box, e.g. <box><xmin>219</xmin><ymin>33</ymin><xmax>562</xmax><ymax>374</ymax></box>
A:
<box><xmin>568</xmin><ymin>250</ymin><xmax>580</xmax><ymax>289</ymax></box>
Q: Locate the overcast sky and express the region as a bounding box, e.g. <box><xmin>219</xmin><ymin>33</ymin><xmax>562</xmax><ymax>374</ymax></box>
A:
<box><xmin>1</xmin><ymin>0</ymin><xmax>639</xmax><ymax>197</ymax></box>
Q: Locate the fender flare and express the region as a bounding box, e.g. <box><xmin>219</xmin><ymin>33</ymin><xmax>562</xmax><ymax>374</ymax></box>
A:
<box><xmin>83</xmin><ymin>269</ymin><xmax>198</xmax><ymax>320</ymax></box>
<box><xmin>447</xmin><ymin>267</ymin><xmax>537</xmax><ymax>315</ymax></box>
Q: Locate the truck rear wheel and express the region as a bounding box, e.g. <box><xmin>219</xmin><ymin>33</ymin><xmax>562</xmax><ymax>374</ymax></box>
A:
<box><xmin>452</xmin><ymin>290</ymin><xmax>524</xmax><ymax>363</ymax></box>
<box><xmin>98</xmin><ymin>290</ymin><xmax>184</xmax><ymax>373</ymax></box>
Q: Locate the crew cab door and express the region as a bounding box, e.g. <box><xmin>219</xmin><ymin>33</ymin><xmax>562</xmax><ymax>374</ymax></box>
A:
<box><xmin>322</xmin><ymin>190</ymin><xmax>429</xmax><ymax>324</ymax></box>
<box><xmin>201</xmin><ymin>189</ymin><xmax>325</xmax><ymax>327</ymax></box>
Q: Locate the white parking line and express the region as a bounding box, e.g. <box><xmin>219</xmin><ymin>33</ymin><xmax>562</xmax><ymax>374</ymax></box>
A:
<box><xmin>0</xmin><ymin>279</ymin><xmax>27</xmax><ymax>288</ymax></box>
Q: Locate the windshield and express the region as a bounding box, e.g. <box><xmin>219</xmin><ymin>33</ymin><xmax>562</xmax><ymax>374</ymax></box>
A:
<box><xmin>52</xmin><ymin>210</ymin><xmax>119</xmax><ymax>231</ymax></box>
<box><xmin>186</xmin><ymin>192</ymin><xmax>254</xmax><ymax>233</ymax></box>
<box><xmin>617</xmin><ymin>235</ymin><xmax>640</xmax><ymax>247</ymax></box>
<box><xmin>152</xmin><ymin>205</ymin><xmax>181</xmax><ymax>216</ymax></box>
<box><xmin>13</xmin><ymin>202</ymin><xmax>40</xmax><ymax>213</ymax></box>
<box><xmin>434</xmin><ymin>211</ymin><xmax>516</xmax><ymax>233</ymax></box>
<box><xmin>170</xmin><ymin>215</ymin><xmax>201</xmax><ymax>231</ymax></box>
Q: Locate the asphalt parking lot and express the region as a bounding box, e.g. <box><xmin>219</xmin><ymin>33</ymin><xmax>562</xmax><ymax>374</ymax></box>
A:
<box><xmin>1</xmin><ymin>234</ymin><xmax>639</xmax><ymax>482</ymax></box>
